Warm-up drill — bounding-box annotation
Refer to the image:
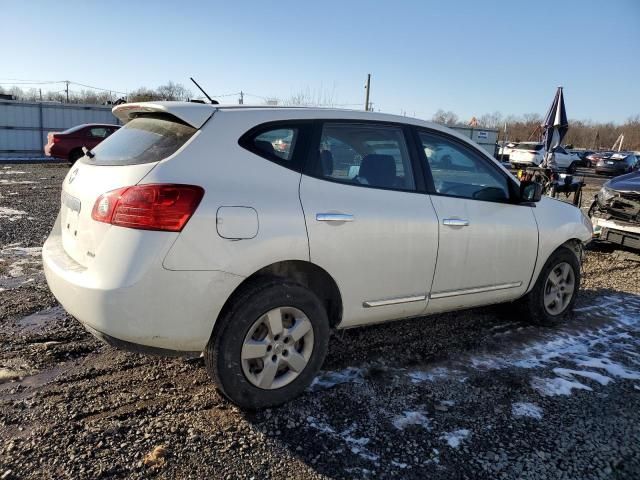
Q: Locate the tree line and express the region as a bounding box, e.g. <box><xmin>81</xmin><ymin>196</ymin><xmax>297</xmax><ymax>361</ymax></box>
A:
<box><xmin>2</xmin><ymin>83</ymin><xmax>638</xmax><ymax>150</ymax></box>
<box><xmin>432</xmin><ymin>109</ymin><xmax>640</xmax><ymax>151</ymax></box>
<box><xmin>0</xmin><ymin>82</ymin><xmax>193</xmax><ymax>105</ymax></box>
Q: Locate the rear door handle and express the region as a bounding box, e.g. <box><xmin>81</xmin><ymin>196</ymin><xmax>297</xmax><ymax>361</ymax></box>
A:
<box><xmin>442</xmin><ymin>218</ymin><xmax>469</xmax><ymax>227</ymax></box>
<box><xmin>316</xmin><ymin>213</ymin><xmax>354</xmax><ymax>222</ymax></box>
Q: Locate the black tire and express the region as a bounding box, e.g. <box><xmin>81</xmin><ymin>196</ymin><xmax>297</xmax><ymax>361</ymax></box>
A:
<box><xmin>516</xmin><ymin>247</ymin><xmax>581</xmax><ymax>326</ymax></box>
<box><xmin>68</xmin><ymin>149</ymin><xmax>83</xmax><ymax>165</ymax></box>
<box><xmin>567</xmin><ymin>162</ymin><xmax>577</xmax><ymax>174</ymax></box>
<box><xmin>205</xmin><ymin>279</ymin><xmax>329</xmax><ymax>409</ymax></box>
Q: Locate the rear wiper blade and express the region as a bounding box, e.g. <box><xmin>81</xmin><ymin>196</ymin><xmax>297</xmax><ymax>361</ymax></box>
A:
<box><xmin>82</xmin><ymin>146</ymin><xmax>95</xmax><ymax>159</ymax></box>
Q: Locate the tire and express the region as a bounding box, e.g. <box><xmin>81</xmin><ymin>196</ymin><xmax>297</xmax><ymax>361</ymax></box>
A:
<box><xmin>517</xmin><ymin>247</ymin><xmax>580</xmax><ymax>326</ymax></box>
<box><xmin>567</xmin><ymin>162</ymin><xmax>577</xmax><ymax>174</ymax></box>
<box><xmin>205</xmin><ymin>279</ymin><xmax>329</xmax><ymax>409</ymax></box>
<box><xmin>68</xmin><ymin>149</ymin><xmax>83</xmax><ymax>165</ymax></box>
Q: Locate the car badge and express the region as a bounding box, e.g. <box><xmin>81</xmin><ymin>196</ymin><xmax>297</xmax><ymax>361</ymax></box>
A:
<box><xmin>68</xmin><ymin>168</ymin><xmax>79</xmax><ymax>184</ymax></box>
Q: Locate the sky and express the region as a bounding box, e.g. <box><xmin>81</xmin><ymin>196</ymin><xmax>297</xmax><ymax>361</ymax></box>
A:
<box><xmin>2</xmin><ymin>0</ymin><xmax>639</xmax><ymax>123</ymax></box>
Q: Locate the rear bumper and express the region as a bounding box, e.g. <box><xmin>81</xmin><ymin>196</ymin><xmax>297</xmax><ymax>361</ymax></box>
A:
<box><xmin>43</xmin><ymin>218</ymin><xmax>244</xmax><ymax>352</ymax></box>
<box><xmin>595</xmin><ymin>166</ymin><xmax>626</xmax><ymax>175</ymax></box>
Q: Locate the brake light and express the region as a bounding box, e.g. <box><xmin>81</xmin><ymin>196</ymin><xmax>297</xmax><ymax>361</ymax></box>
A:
<box><xmin>91</xmin><ymin>184</ymin><xmax>204</xmax><ymax>232</ymax></box>
<box><xmin>52</xmin><ymin>135</ymin><xmax>61</xmax><ymax>144</ymax></box>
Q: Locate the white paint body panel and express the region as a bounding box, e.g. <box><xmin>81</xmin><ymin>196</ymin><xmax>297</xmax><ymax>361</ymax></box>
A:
<box><xmin>426</xmin><ymin>195</ymin><xmax>539</xmax><ymax>313</ymax></box>
<box><xmin>299</xmin><ymin>175</ymin><xmax>439</xmax><ymax>327</ymax></box>
<box><xmin>42</xmin><ymin>103</ymin><xmax>593</xmax><ymax>352</ymax></box>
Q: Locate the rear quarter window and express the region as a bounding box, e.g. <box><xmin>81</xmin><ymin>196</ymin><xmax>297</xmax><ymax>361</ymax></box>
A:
<box><xmin>83</xmin><ymin>114</ymin><xmax>196</xmax><ymax>166</ymax></box>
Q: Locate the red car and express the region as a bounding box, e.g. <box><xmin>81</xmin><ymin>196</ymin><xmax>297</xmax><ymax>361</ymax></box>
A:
<box><xmin>44</xmin><ymin>124</ymin><xmax>120</xmax><ymax>163</ymax></box>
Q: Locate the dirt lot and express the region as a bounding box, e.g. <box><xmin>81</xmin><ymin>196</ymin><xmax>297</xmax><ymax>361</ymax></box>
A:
<box><xmin>1</xmin><ymin>163</ymin><xmax>639</xmax><ymax>480</ymax></box>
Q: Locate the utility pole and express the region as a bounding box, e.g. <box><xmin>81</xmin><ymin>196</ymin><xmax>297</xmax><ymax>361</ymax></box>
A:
<box><xmin>65</xmin><ymin>80</ymin><xmax>69</xmax><ymax>103</ymax></box>
<box><xmin>239</xmin><ymin>91</ymin><xmax>244</xmax><ymax>105</ymax></box>
<box><xmin>364</xmin><ymin>74</ymin><xmax>371</xmax><ymax>111</ymax></box>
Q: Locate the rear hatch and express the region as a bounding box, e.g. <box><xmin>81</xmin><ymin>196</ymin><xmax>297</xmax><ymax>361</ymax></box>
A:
<box><xmin>510</xmin><ymin>144</ymin><xmax>543</xmax><ymax>164</ymax></box>
<box><xmin>59</xmin><ymin>110</ymin><xmax>206</xmax><ymax>267</ymax></box>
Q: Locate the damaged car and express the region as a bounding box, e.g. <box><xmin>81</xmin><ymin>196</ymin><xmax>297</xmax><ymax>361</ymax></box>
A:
<box><xmin>589</xmin><ymin>171</ymin><xmax>640</xmax><ymax>250</ymax></box>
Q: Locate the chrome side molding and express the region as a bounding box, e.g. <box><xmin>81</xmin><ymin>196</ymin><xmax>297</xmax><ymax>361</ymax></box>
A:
<box><xmin>430</xmin><ymin>282</ymin><xmax>522</xmax><ymax>299</ymax></box>
<box><xmin>363</xmin><ymin>295</ymin><xmax>427</xmax><ymax>308</ymax></box>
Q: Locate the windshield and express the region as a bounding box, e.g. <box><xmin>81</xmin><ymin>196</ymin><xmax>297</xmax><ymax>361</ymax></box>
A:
<box><xmin>83</xmin><ymin>114</ymin><xmax>196</xmax><ymax>166</ymax></box>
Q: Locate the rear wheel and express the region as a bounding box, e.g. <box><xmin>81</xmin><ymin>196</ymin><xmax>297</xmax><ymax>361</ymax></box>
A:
<box><xmin>205</xmin><ymin>279</ymin><xmax>329</xmax><ymax>409</ymax></box>
<box><xmin>567</xmin><ymin>161</ymin><xmax>578</xmax><ymax>174</ymax></box>
<box><xmin>517</xmin><ymin>247</ymin><xmax>580</xmax><ymax>326</ymax></box>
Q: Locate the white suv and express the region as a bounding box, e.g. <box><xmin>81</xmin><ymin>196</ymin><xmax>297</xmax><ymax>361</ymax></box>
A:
<box><xmin>43</xmin><ymin>103</ymin><xmax>592</xmax><ymax>408</ymax></box>
<box><xmin>510</xmin><ymin>142</ymin><xmax>581</xmax><ymax>172</ymax></box>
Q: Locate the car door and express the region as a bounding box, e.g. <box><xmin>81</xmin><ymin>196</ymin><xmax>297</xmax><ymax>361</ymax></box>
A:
<box><xmin>415</xmin><ymin>129</ymin><xmax>539</xmax><ymax>314</ymax></box>
<box><xmin>299</xmin><ymin>121</ymin><xmax>439</xmax><ymax>328</ymax></box>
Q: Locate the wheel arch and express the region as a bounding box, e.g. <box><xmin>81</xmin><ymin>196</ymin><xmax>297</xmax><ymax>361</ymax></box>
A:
<box><xmin>214</xmin><ymin>260</ymin><xmax>343</xmax><ymax>333</ymax></box>
<box><xmin>526</xmin><ymin>238</ymin><xmax>585</xmax><ymax>294</ymax></box>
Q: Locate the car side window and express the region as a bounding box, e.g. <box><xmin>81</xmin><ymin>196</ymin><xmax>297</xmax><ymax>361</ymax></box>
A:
<box><xmin>314</xmin><ymin>123</ymin><xmax>415</xmax><ymax>191</ymax></box>
<box><xmin>89</xmin><ymin>127</ymin><xmax>108</xmax><ymax>138</ymax></box>
<box><xmin>419</xmin><ymin>131</ymin><xmax>510</xmax><ymax>202</ymax></box>
<box><xmin>253</xmin><ymin>128</ymin><xmax>298</xmax><ymax>161</ymax></box>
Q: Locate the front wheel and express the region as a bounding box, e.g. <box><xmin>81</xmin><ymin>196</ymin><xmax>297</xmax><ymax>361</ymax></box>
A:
<box><xmin>516</xmin><ymin>247</ymin><xmax>580</xmax><ymax>326</ymax></box>
<box><xmin>567</xmin><ymin>161</ymin><xmax>578</xmax><ymax>174</ymax></box>
<box><xmin>205</xmin><ymin>279</ymin><xmax>329</xmax><ymax>409</ymax></box>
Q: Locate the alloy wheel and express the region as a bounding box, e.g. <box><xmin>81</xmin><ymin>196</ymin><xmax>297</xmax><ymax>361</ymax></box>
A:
<box><xmin>241</xmin><ymin>306</ymin><xmax>314</xmax><ymax>390</ymax></box>
<box><xmin>543</xmin><ymin>262</ymin><xmax>575</xmax><ymax>315</ymax></box>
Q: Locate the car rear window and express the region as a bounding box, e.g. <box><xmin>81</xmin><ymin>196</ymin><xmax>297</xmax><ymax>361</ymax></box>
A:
<box><xmin>83</xmin><ymin>114</ymin><xmax>196</xmax><ymax>166</ymax></box>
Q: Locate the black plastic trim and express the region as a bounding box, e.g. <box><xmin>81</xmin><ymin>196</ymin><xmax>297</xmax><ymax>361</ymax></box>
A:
<box><xmin>238</xmin><ymin>120</ymin><xmax>315</xmax><ymax>173</ymax></box>
<box><xmin>84</xmin><ymin>324</ymin><xmax>200</xmax><ymax>357</ymax></box>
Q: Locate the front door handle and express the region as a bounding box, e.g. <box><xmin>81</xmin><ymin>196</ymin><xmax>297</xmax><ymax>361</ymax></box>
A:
<box><xmin>442</xmin><ymin>218</ymin><xmax>469</xmax><ymax>227</ymax></box>
<box><xmin>316</xmin><ymin>213</ymin><xmax>354</xmax><ymax>222</ymax></box>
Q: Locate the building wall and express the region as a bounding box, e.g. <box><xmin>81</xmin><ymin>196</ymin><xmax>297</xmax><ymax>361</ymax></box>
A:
<box><xmin>0</xmin><ymin>100</ymin><xmax>120</xmax><ymax>158</ymax></box>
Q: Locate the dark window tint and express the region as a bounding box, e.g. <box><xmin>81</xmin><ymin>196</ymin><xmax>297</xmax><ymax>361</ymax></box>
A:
<box><xmin>315</xmin><ymin>123</ymin><xmax>415</xmax><ymax>191</ymax></box>
<box><xmin>420</xmin><ymin>132</ymin><xmax>509</xmax><ymax>202</ymax></box>
<box><xmin>84</xmin><ymin>114</ymin><xmax>196</xmax><ymax>166</ymax></box>
<box><xmin>253</xmin><ymin>128</ymin><xmax>298</xmax><ymax>161</ymax></box>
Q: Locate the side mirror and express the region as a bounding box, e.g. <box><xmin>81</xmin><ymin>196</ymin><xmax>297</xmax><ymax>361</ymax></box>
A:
<box><xmin>520</xmin><ymin>180</ymin><xmax>543</xmax><ymax>203</ymax></box>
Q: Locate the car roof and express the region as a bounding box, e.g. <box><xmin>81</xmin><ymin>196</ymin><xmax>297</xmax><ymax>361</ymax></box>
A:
<box><xmin>113</xmin><ymin>101</ymin><xmax>453</xmax><ymax>134</ymax></box>
<box><xmin>111</xmin><ymin>101</ymin><xmax>512</xmax><ymax>177</ymax></box>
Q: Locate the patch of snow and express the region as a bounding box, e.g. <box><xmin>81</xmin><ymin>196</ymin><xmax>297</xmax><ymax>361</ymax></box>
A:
<box><xmin>511</xmin><ymin>402</ymin><xmax>543</xmax><ymax>420</ymax></box>
<box><xmin>310</xmin><ymin>367</ymin><xmax>366</xmax><ymax>391</ymax></box>
<box><xmin>440</xmin><ymin>429</ymin><xmax>470</xmax><ymax>448</ymax></box>
<box><xmin>306</xmin><ymin>417</ymin><xmax>379</xmax><ymax>462</ymax></box>
<box><xmin>576</xmin><ymin>357</ymin><xmax>640</xmax><ymax>381</ymax></box>
<box><xmin>531</xmin><ymin>376</ymin><xmax>592</xmax><ymax>396</ymax></box>
<box><xmin>0</xmin><ymin>179</ymin><xmax>37</xmax><ymax>185</ymax></box>
<box><xmin>392</xmin><ymin>411</ymin><xmax>431</xmax><ymax>431</ymax></box>
<box><xmin>553</xmin><ymin>367</ymin><xmax>613</xmax><ymax>386</ymax></box>
<box><xmin>407</xmin><ymin>367</ymin><xmax>451</xmax><ymax>383</ymax></box>
<box><xmin>0</xmin><ymin>207</ymin><xmax>27</xmax><ymax>221</ymax></box>
<box><xmin>0</xmin><ymin>170</ymin><xmax>26</xmax><ymax>174</ymax></box>
<box><xmin>391</xmin><ymin>460</ymin><xmax>408</xmax><ymax>469</ymax></box>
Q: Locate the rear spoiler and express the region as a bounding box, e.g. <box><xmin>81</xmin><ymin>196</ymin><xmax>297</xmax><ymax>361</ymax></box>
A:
<box><xmin>112</xmin><ymin>101</ymin><xmax>215</xmax><ymax>129</ymax></box>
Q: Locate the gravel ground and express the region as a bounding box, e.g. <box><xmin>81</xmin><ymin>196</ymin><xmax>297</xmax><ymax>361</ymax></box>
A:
<box><xmin>1</xmin><ymin>163</ymin><xmax>639</xmax><ymax>480</ymax></box>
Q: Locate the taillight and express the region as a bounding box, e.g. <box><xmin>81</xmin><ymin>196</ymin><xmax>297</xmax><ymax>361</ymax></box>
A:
<box><xmin>52</xmin><ymin>135</ymin><xmax>61</xmax><ymax>144</ymax></box>
<box><xmin>91</xmin><ymin>184</ymin><xmax>204</xmax><ymax>232</ymax></box>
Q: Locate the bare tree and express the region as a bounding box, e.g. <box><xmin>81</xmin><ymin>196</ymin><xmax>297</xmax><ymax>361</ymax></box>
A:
<box><xmin>432</xmin><ymin>109</ymin><xmax>459</xmax><ymax>126</ymax></box>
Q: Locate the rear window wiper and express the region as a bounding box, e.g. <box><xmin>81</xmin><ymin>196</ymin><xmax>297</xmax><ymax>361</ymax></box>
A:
<box><xmin>82</xmin><ymin>146</ymin><xmax>95</xmax><ymax>159</ymax></box>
